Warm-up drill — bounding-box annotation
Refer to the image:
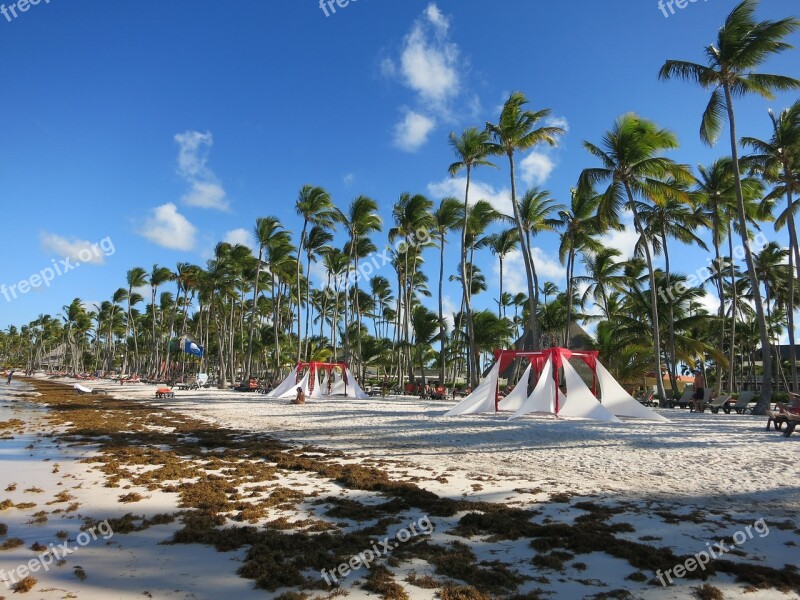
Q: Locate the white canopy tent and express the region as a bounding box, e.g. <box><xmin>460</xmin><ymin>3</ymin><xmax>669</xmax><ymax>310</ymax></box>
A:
<box><xmin>444</xmin><ymin>362</ymin><xmax>502</xmax><ymax>416</ymax></box>
<box><xmin>447</xmin><ymin>348</ymin><xmax>668</xmax><ymax>423</ymax></box>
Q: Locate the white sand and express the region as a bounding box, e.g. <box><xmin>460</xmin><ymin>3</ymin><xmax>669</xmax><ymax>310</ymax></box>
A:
<box><xmin>1</xmin><ymin>376</ymin><xmax>797</xmax><ymax>600</ymax></box>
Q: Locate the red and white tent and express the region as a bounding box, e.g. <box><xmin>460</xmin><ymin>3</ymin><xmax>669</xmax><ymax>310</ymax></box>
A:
<box><xmin>267</xmin><ymin>362</ymin><xmax>369</xmax><ymax>400</ymax></box>
<box><xmin>446</xmin><ymin>347</ymin><xmax>668</xmax><ymax>423</ymax></box>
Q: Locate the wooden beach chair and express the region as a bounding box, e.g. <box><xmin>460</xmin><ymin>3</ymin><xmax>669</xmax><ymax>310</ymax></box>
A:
<box><xmin>767</xmin><ymin>401</ymin><xmax>800</xmax><ymax>436</ymax></box>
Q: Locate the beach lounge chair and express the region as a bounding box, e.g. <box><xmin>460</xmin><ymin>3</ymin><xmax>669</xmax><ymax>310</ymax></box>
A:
<box><xmin>668</xmin><ymin>388</ymin><xmax>693</xmax><ymax>409</ymax></box>
<box><xmin>155</xmin><ymin>387</ymin><xmax>174</xmax><ymax>399</ymax></box>
<box><xmin>73</xmin><ymin>384</ymin><xmax>93</xmax><ymax>395</ymax></box>
<box><xmin>177</xmin><ymin>376</ymin><xmax>199</xmax><ymax>391</ymax></box>
<box><xmin>704</xmin><ymin>394</ymin><xmax>733</xmax><ymax>414</ymax></box>
<box><xmin>724</xmin><ymin>390</ymin><xmax>756</xmax><ymax>414</ymax></box>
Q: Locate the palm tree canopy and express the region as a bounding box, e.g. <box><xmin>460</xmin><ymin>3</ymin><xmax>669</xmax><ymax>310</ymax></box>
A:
<box><xmin>659</xmin><ymin>0</ymin><xmax>800</xmax><ymax>145</ymax></box>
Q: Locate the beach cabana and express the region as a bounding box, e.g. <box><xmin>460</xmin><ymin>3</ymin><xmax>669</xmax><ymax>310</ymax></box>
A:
<box><xmin>267</xmin><ymin>362</ymin><xmax>369</xmax><ymax>400</ymax></box>
<box><xmin>446</xmin><ymin>347</ymin><xmax>667</xmax><ymax>423</ymax></box>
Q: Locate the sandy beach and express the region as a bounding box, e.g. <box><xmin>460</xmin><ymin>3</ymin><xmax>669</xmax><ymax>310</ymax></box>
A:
<box><xmin>0</xmin><ymin>376</ymin><xmax>797</xmax><ymax>600</ymax></box>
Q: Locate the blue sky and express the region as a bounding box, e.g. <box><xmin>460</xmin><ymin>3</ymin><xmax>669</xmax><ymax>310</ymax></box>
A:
<box><xmin>0</xmin><ymin>0</ymin><xmax>798</xmax><ymax>332</ymax></box>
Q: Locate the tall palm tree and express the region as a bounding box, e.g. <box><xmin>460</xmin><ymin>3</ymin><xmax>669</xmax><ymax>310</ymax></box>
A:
<box><xmin>303</xmin><ymin>225</ymin><xmax>334</xmax><ymax>360</ymax></box>
<box><xmin>659</xmin><ymin>0</ymin><xmax>800</xmax><ymax>412</ymax></box>
<box><xmin>485</xmin><ymin>92</ymin><xmax>565</xmax><ymax>350</ymax></box>
<box><xmin>540</xmin><ymin>282</ymin><xmax>559</xmax><ymax>306</ymax></box>
<box><xmin>148</xmin><ymin>264</ymin><xmax>173</xmax><ymax>376</ymax></box>
<box><xmin>433</xmin><ymin>196</ymin><xmax>463</xmax><ymax>383</ymax></box>
<box><xmin>575</xmin><ymin>248</ymin><xmax>628</xmax><ymax>320</ymax></box>
<box><xmin>123</xmin><ymin>267</ymin><xmax>147</xmax><ymax>374</ymax></box>
<box><xmin>245</xmin><ymin>217</ymin><xmax>287</xmax><ymax>378</ymax></box>
<box><xmin>580</xmin><ymin>113</ymin><xmax>694</xmax><ymax>403</ymax></box>
<box><xmin>637</xmin><ymin>196</ymin><xmax>709</xmax><ymax>394</ymax></box>
<box><xmin>484</xmin><ymin>228</ymin><xmax>520</xmax><ymax>318</ymax></box>
<box><xmin>516</xmin><ymin>187</ymin><xmax>564</xmax><ymax>330</ymax></box>
<box><xmin>743</xmin><ymin>101</ymin><xmax>800</xmax><ymax>390</ymax></box>
<box><xmin>337</xmin><ymin>196</ymin><xmax>381</xmax><ymax>369</ymax></box>
<box><xmin>558</xmin><ymin>186</ymin><xmax>602</xmax><ymax>347</ymax></box>
<box><xmin>295</xmin><ymin>185</ymin><xmax>336</xmax><ymax>363</ymax></box>
<box><xmin>448</xmin><ymin>127</ymin><xmax>495</xmax><ymax>386</ymax></box>
<box><xmin>695</xmin><ymin>159</ymin><xmax>766</xmax><ymax>391</ymax></box>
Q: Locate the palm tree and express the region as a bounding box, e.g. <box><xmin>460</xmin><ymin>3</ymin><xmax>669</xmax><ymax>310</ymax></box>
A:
<box><xmin>484</xmin><ymin>228</ymin><xmax>520</xmax><ymax>318</ymax></box>
<box><xmin>637</xmin><ymin>195</ymin><xmax>709</xmax><ymax>394</ymax></box>
<box><xmin>580</xmin><ymin>113</ymin><xmax>694</xmax><ymax>403</ymax></box>
<box><xmin>516</xmin><ymin>187</ymin><xmax>564</xmax><ymax>329</ymax></box>
<box><xmin>147</xmin><ymin>264</ymin><xmax>173</xmax><ymax>376</ymax></box>
<box><xmin>448</xmin><ymin>127</ymin><xmax>495</xmax><ymax>386</ymax></box>
<box><xmin>245</xmin><ymin>217</ymin><xmax>287</xmax><ymax>378</ymax></box>
<box><xmin>295</xmin><ymin>185</ymin><xmax>336</xmax><ymax>363</ymax></box>
<box><xmin>743</xmin><ymin>100</ymin><xmax>800</xmax><ymax>390</ymax></box>
<box><xmin>337</xmin><ymin>196</ymin><xmax>382</xmax><ymax>369</ymax></box>
<box><xmin>433</xmin><ymin>196</ymin><xmax>463</xmax><ymax>383</ymax></box>
<box><xmin>659</xmin><ymin>0</ymin><xmax>800</xmax><ymax>412</ymax></box>
<box><xmin>303</xmin><ymin>225</ymin><xmax>334</xmax><ymax>360</ymax></box>
<box><xmin>540</xmin><ymin>282</ymin><xmax>559</xmax><ymax>306</ymax></box>
<box><xmin>123</xmin><ymin>267</ymin><xmax>147</xmax><ymax>374</ymax></box>
<box><xmin>485</xmin><ymin>92</ymin><xmax>565</xmax><ymax>349</ymax></box>
<box><xmin>575</xmin><ymin>248</ymin><xmax>628</xmax><ymax>320</ymax></box>
<box><xmin>558</xmin><ymin>186</ymin><xmax>602</xmax><ymax>347</ymax></box>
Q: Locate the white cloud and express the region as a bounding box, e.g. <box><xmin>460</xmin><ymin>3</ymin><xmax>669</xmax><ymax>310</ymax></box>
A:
<box><xmin>40</xmin><ymin>233</ymin><xmax>107</xmax><ymax>265</ymax></box>
<box><xmin>139</xmin><ymin>203</ymin><xmax>197</xmax><ymax>251</ymax></box>
<box><xmin>182</xmin><ymin>181</ymin><xmax>227</xmax><ymax>210</ymax></box>
<box><xmin>394</xmin><ymin>110</ymin><xmax>436</xmax><ymax>152</ymax></box>
<box><xmin>546</xmin><ymin>116</ymin><xmax>570</xmax><ymax>132</ymax></box>
<box><xmin>174</xmin><ymin>130</ymin><xmax>229</xmax><ymax>211</ymax></box>
<box><xmin>697</xmin><ymin>291</ymin><xmax>721</xmax><ymax>315</ymax></box>
<box><xmin>598</xmin><ymin>215</ymin><xmax>640</xmax><ymax>259</ymax></box>
<box><xmin>520</xmin><ymin>152</ymin><xmax>556</xmax><ymax>186</ymax></box>
<box><xmin>399</xmin><ymin>4</ymin><xmax>459</xmax><ymax>106</ymax></box>
<box><xmin>382</xmin><ymin>3</ymin><xmax>465</xmax><ymax>151</ymax></box>
<box><xmin>224</xmin><ymin>228</ymin><xmax>255</xmax><ymax>251</ymax></box>
<box><xmin>343</xmin><ymin>173</ymin><xmax>355</xmax><ymax>185</ymax></box>
<box><xmin>427</xmin><ymin>176</ymin><xmax>512</xmax><ymax>215</ymax></box>
<box><xmin>442</xmin><ymin>294</ymin><xmax>457</xmax><ymax>329</ymax></box>
<box><xmin>501</xmin><ymin>248</ymin><xmax>565</xmax><ymax>295</ymax></box>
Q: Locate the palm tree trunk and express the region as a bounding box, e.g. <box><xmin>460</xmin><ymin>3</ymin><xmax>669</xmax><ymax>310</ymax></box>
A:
<box><xmin>626</xmin><ymin>184</ymin><xmax>667</xmax><ymax>404</ymax></box>
<box><xmin>565</xmin><ymin>246</ymin><xmax>575</xmax><ymax>349</ymax></box>
<box><xmin>728</xmin><ymin>232</ymin><xmax>737</xmax><ymax>392</ymax></box>
<box><xmin>723</xmin><ymin>84</ymin><xmax>772</xmax><ymax>413</ymax></box>
<box><xmin>245</xmin><ymin>247</ymin><xmax>264</xmax><ymax>378</ymax></box>
<box><xmin>438</xmin><ymin>232</ymin><xmax>447</xmax><ymax>384</ymax></box>
<box><xmin>662</xmin><ymin>231</ymin><xmax>679</xmax><ymax>397</ymax></box>
<box><xmin>506</xmin><ymin>153</ymin><xmax>539</xmax><ymax>350</ymax></box>
<box><xmin>461</xmin><ymin>166</ymin><xmax>480</xmax><ymax>387</ymax></box>
<box><xmin>785</xmin><ymin>188</ymin><xmax>799</xmax><ymax>392</ymax></box>
<box><xmin>296</xmin><ymin>223</ymin><xmax>307</xmax><ymax>364</ymax></box>
<box><xmin>304</xmin><ymin>252</ymin><xmax>313</xmax><ymax>360</ymax></box>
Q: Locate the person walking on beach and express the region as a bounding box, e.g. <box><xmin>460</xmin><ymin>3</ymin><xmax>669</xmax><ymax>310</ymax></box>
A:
<box><xmin>691</xmin><ymin>369</ymin><xmax>706</xmax><ymax>412</ymax></box>
<box><xmin>6</xmin><ymin>370</ymin><xmax>15</xmax><ymax>385</ymax></box>
<box><xmin>292</xmin><ymin>386</ymin><xmax>305</xmax><ymax>405</ymax></box>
